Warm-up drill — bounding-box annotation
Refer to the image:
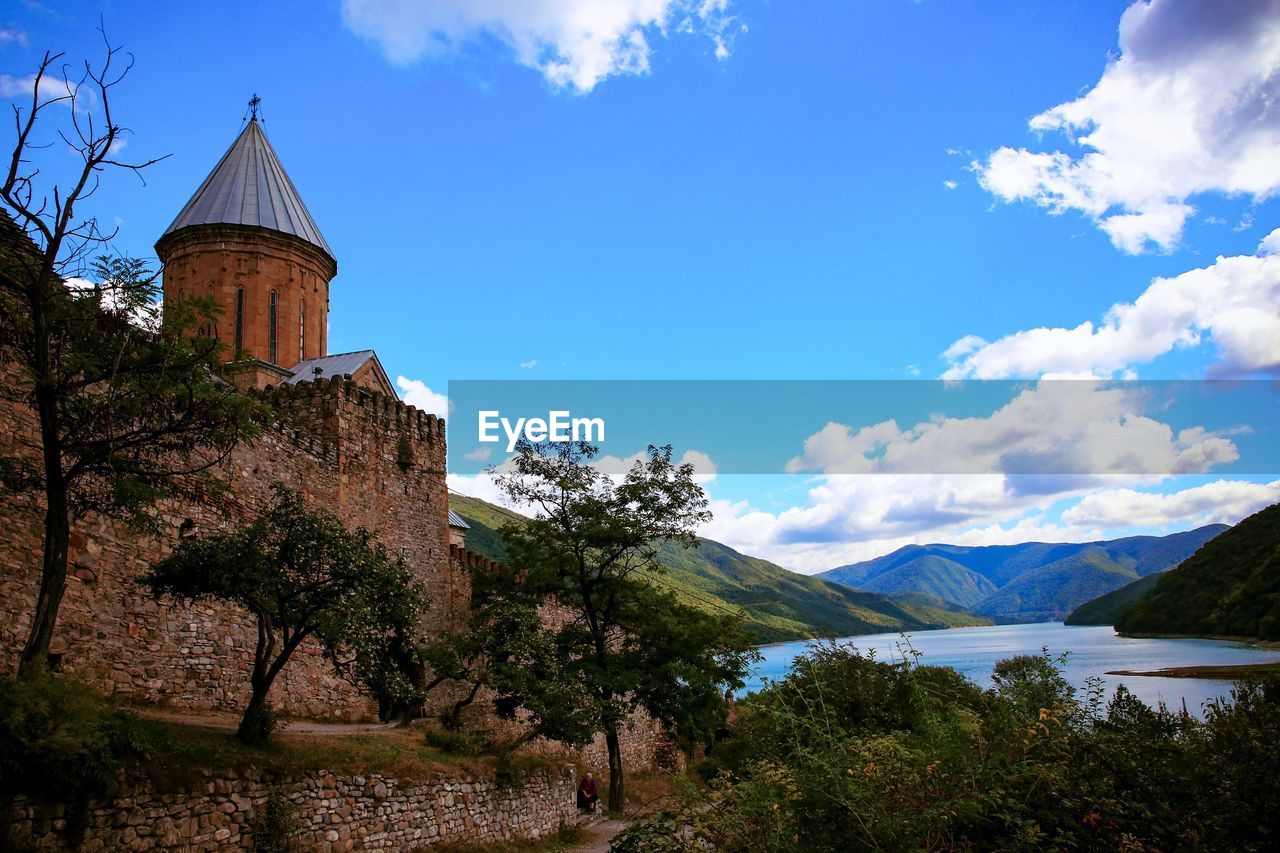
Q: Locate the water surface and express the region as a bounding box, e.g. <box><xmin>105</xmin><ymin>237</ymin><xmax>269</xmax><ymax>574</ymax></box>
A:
<box><xmin>745</xmin><ymin>623</ymin><xmax>1280</xmax><ymax>715</ymax></box>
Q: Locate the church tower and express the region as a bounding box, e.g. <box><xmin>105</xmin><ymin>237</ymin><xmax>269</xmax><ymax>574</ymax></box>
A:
<box><xmin>156</xmin><ymin>109</ymin><xmax>336</xmax><ymax>384</ymax></box>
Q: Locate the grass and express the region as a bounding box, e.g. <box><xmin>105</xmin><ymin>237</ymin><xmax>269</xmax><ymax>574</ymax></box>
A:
<box><xmin>134</xmin><ymin>717</ymin><xmax>561</xmax><ymax>788</ymax></box>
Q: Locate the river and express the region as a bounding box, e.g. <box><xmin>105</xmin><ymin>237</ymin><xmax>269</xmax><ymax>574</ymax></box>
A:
<box><xmin>745</xmin><ymin>622</ymin><xmax>1280</xmax><ymax>715</ymax></box>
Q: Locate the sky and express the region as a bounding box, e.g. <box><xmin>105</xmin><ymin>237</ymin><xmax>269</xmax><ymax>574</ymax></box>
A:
<box><xmin>3</xmin><ymin>0</ymin><xmax>1279</xmax><ymax>573</ymax></box>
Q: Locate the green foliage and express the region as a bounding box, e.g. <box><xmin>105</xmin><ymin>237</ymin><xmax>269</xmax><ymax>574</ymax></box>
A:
<box><xmin>1118</xmin><ymin>502</ymin><xmax>1280</xmax><ymax>639</ymax></box>
<box><xmin>463</xmin><ymin>441</ymin><xmax>757</xmax><ymax>812</ymax></box>
<box><xmin>1064</xmin><ymin>572</ymin><xmax>1164</xmax><ymax>625</ymax></box>
<box><xmin>820</xmin><ymin>525</ymin><xmax>1228</xmax><ymax>623</ymax></box>
<box><xmin>624</xmin><ymin>642</ymin><xmax>1280</xmax><ymax>851</ymax></box>
<box><xmin>249</xmin><ymin>789</ymin><xmax>299</xmax><ymax>853</ymax></box>
<box><xmin>449</xmin><ymin>492</ymin><xmax>986</xmax><ymax>644</ymax></box>
<box><xmin>0</xmin><ymin>670</ymin><xmax>152</xmax><ymax>803</ymax></box>
<box><xmin>140</xmin><ymin>486</ymin><xmax>429</xmax><ymax>742</ymax></box>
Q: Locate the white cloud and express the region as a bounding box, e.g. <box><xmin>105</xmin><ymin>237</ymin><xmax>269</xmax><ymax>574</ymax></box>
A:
<box><xmin>785</xmin><ymin>382</ymin><xmax>1237</xmax><ymax>478</ymax></box>
<box><xmin>0</xmin><ymin>28</ymin><xmax>27</xmax><ymax>47</ymax></box>
<box><xmin>943</xmin><ymin>236</ymin><xmax>1280</xmax><ymax>378</ymax></box>
<box><xmin>594</xmin><ymin>447</ymin><xmax>717</xmax><ymax>483</ymax></box>
<box><xmin>395</xmin><ymin>375</ymin><xmax>449</xmax><ymax>418</ymax></box>
<box><xmin>340</xmin><ymin>0</ymin><xmax>741</xmax><ymax>93</ymax></box>
<box><xmin>976</xmin><ymin>0</ymin><xmax>1280</xmax><ymax>253</ymax></box>
<box><xmin>942</xmin><ymin>180</ymin><xmax>958</xmax><ymax>190</ymax></box>
<box><xmin>464</xmin><ymin>446</ymin><xmax>493</xmax><ymax>462</ymax></box>
<box><xmin>519</xmin><ymin>359</ymin><xmax>539</xmax><ymax>369</ymax></box>
<box><xmin>698</xmin><ymin>472</ymin><xmax>1277</xmax><ymax>574</ymax></box>
<box><xmin>1061</xmin><ymin>478</ymin><xmax>1280</xmax><ymax>528</ymax></box>
<box><xmin>0</xmin><ymin>73</ymin><xmax>37</xmax><ymax>98</ymax></box>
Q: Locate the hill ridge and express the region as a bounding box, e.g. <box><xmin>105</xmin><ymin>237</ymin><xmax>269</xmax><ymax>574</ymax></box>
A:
<box><xmin>447</xmin><ymin>492</ymin><xmax>988</xmax><ymax>643</ymax></box>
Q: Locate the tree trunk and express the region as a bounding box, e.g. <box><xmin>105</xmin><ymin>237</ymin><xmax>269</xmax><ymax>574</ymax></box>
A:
<box><xmin>237</xmin><ymin>682</ymin><xmax>272</xmax><ymax>743</ymax></box>
<box><xmin>18</xmin><ymin>394</ymin><xmax>69</xmax><ymax>678</ymax></box>
<box><xmin>605</xmin><ymin>720</ymin><xmax>624</xmax><ymax>813</ymax></box>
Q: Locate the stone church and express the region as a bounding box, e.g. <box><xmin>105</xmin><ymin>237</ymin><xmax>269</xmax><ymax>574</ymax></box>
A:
<box><xmin>0</xmin><ymin>115</ymin><xmax>467</xmax><ymax>720</ymax></box>
<box><xmin>157</xmin><ymin>113</ymin><xmax>395</xmax><ymax>397</ymax></box>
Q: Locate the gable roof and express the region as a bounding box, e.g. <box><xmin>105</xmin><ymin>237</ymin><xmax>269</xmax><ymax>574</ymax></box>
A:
<box><xmin>161</xmin><ymin>119</ymin><xmax>333</xmax><ymax>260</ymax></box>
<box><xmin>447</xmin><ymin>510</ymin><xmax>470</xmax><ymax>530</ymax></box>
<box><xmin>286</xmin><ymin>350</ymin><xmax>396</xmax><ymax>398</ymax></box>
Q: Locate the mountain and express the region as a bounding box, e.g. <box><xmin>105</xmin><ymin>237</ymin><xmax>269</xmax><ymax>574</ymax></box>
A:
<box><xmin>448</xmin><ymin>492</ymin><xmax>989</xmax><ymax>644</ymax></box>
<box><xmin>818</xmin><ymin>525</ymin><xmax>1228</xmax><ymax>623</ymax></box>
<box><xmin>1064</xmin><ymin>574</ymin><xmax>1164</xmax><ymax>626</ymax></box>
<box><xmin>1116</xmin><ymin>503</ymin><xmax>1280</xmax><ymax>640</ymax></box>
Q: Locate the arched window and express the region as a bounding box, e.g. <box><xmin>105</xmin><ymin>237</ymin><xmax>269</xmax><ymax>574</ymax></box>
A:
<box><xmin>268</xmin><ymin>290</ymin><xmax>278</xmax><ymax>364</ymax></box>
<box><xmin>300</xmin><ymin>298</ymin><xmax>307</xmax><ymax>359</ymax></box>
<box><xmin>234</xmin><ymin>287</ymin><xmax>245</xmax><ymax>353</ymax></box>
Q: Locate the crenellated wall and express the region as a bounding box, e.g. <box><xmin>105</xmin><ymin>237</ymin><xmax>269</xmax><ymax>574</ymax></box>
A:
<box><xmin>0</xmin><ymin>363</ymin><xmax>453</xmax><ymax>721</ymax></box>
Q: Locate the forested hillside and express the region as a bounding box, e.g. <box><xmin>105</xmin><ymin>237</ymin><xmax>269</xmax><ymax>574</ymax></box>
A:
<box><xmin>448</xmin><ymin>493</ymin><xmax>988</xmax><ymax>643</ymax></box>
<box><xmin>1117</xmin><ymin>503</ymin><xmax>1280</xmax><ymax>640</ymax></box>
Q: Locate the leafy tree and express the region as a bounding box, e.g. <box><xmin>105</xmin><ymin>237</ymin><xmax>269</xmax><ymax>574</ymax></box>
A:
<box><xmin>488</xmin><ymin>440</ymin><xmax>756</xmax><ymax>811</ymax></box>
<box><xmin>140</xmin><ymin>486</ymin><xmax>428</xmax><ymax>743</ymax></box>
<box><xmin>0</xmin><ymin>31</ymin><xmax>260</xmax><ymax>677</ymax></box>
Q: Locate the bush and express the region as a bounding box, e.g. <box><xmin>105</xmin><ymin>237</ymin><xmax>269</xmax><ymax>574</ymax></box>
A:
<box><xmin>0</xmin><ymin>670</ymin><xmax>152</xmax><ymax>804</ymax></box>
<box><xmin>623</xmin><ymin>643</ymin><xmax>1280</xmax><ymax>851</ymax></box>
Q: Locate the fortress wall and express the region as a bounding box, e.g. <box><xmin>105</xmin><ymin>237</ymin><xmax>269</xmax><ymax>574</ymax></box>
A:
<box><xmin>0</xmin><ymin>365</ymin><xmax>451</xmax><ymax>722</ymax></box>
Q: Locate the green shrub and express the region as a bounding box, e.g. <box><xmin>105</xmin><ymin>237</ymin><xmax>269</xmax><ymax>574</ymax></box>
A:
<box><xmin>0</xmin><ymin>670</ymin><xmax>152</xmax><ymax>804</ymax></box>
<box><xmin>622</xmin><ymin>643</ymin><xmax>1280</xmax><ymax>851</ymax></box>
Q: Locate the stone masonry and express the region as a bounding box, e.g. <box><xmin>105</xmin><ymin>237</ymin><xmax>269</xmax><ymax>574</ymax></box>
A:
<box><xmin>0</xmin><ymin>360</ymin><xmax>454</xmax><ymax>721</ymax></box>
<box><xmin>2</xmin><ymin>765</ymin><xmax>580</xmax><ymax>851</ymax></box>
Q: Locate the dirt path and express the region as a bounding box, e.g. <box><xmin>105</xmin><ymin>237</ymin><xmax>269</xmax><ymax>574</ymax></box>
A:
<box><xmin>134</xmin><ymin>706</ymin><xmax>396</xmax><ymax>734</ymax></box>
<box><xmin>573</xmin><ymin>816</ymin><xmax>628</xmax><ymax>853</ymax></box>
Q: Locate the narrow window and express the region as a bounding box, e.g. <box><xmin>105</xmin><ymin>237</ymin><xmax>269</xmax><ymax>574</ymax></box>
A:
<box><xmin>268</xmin><ymin>290</ymin><xmax>278</xmax><ymax>364</ymax></box>
<box><xmin>234</xmin><ymin>287</ymin><xmax>244</xmax><ymax>353</ymax></box>
<box><xmin>299</xmin><ymin>298</ymin><xmax>307</xmax><ymax>359</ymax></box>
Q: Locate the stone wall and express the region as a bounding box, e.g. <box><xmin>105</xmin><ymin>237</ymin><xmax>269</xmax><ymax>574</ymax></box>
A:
<box><xmin>0</xmin><ymin>362</ymin><xmax>453</xmax><ymax>722</ymax></box>
<box><xmin>2</xmin><ymin>765</ymin><xmax>579</xmax><ymax>851</ymax></box>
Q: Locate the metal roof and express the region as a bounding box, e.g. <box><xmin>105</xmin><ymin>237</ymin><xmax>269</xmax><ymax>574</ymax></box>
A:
<box><xmin>162</xmin><ymin>119</ymin><xmax>333</xmax><ymax>260</ymax></box>
<box><xmin>285</xmin><ymin>350</ymin><xmax>377</xmax><ymax>384</ymax></box>
<box><xmin>448</xmin><ymin>510</ymin><xmax>471</xmax><ymax>530</ymax></box>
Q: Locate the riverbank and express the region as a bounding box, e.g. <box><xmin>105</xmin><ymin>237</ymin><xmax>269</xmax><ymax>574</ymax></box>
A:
<box><xmin>1105</xmin><ymin>661</ymin><xmax>1280</xmax><ymax>680</ymax></box>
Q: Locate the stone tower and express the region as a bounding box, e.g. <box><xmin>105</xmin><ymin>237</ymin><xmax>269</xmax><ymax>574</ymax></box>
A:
<box><xmin>156</xmin><ymin>114</ymin><xmax>336</xmax><ymax>385</ymax></box>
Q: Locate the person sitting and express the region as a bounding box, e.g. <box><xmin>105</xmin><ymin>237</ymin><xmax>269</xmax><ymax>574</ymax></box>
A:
<box><xmin>577</xmin><ymin>772</ymin><xmax>599</xmax><ymax>813</ymax></box>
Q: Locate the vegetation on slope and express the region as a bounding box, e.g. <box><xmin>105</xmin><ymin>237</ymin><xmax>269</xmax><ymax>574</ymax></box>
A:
<box><xmin>448</xmin><ymin>493</ymin><xmax>988</xmax><ymax>644</ymax></box>
<box><xmin>819</xmin><ymin>525</ymin><xmax>1228</xmax><ymax>623</ymax></box>
<box><xmin>1064</xmin><ymin>573</ymin><xmax>1163</xmax><ymax>626</ymax></box>
<box><xmin>1117</xmin><ymin>503</ymin><xmax>1280</xmax><ymax>640</ymax></box>
<box><xmin>615</xmin><ymin>643</ymin><xmax>1280</xmax><ymax>851</ymax></box>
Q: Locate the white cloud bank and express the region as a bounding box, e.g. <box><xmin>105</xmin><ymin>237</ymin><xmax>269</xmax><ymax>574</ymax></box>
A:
<box><xmin>395</xmin><ymin>375</ymin><xmax>449</xmax><ymax>418</ymax></box>
<box><xmin>340</xmin><ymin>0</ymin><xmax>741</xmax><ymax>93</ymax></box>
<box><xmin>976</xmin><ymin>0</ymin><xmax>1280</xmax><ymax>253</ymax></box>
<box><xmin>943</xmin><ymin>229</ymin><xmax>1280</xmax><ymax>378</ymax></box>
<box><xmin>786</xmin><ymin>382</ymin><xmax>1238</xmax><ymax>477</ymax></box>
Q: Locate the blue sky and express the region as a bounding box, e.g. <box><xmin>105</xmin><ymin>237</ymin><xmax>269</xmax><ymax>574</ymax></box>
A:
<box><xmin>4</xmin><ymin>0</ymin><xmax>1279</xmax><ymax>571</ymax></box>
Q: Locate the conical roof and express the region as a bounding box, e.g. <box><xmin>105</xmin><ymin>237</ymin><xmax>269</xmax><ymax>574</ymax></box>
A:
<box><xmin>161</xmin><ymin>119</ymin><xmax>333</xmax><ymax>260</ymax></box>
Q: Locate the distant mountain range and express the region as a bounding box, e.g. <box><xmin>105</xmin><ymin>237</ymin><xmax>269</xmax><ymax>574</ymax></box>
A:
<box><xmin>1116</xmin><ymin>503</ymin><xmax>1280</xmax><ymax>640</ymax></box>
<box><xmin>448</xmin><ymin>493</ymin><xmax>988</xmax><ymax>644</ymax></box>
<box><xmin>817</xmin><ymin>525</ymin><xmax>1229</xmax><ymax>623</ymax></box>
